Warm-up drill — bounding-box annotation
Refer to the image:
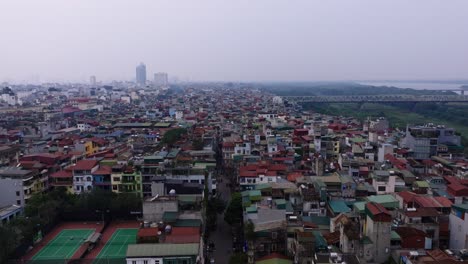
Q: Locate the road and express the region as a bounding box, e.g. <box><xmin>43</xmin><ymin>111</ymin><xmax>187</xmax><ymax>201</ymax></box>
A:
<box><xmin>207</xmin><ymin>176</ymin><xmax>233</xmax><ymax>263</ymax></box>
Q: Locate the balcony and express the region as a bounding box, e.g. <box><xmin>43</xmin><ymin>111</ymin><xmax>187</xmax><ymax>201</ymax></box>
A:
<box><xmin>118</xmin><ymin>186</ymin><xmax>139</xmax><ymax>193</ymax></box>
<box><xmin>94</xmin><ymin>181</ymin><xmax>112</xmax><ymax>186</ymax></box>
<box><xmin>51</xmin><ymin>181</ymin><xmax>73</xmax><ymax>187</ymax></box>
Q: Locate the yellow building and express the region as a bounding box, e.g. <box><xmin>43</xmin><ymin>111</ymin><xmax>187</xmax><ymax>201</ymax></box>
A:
<box><xmin>111</xmin><ymin>166</ymin><xmax>142</xmax><ymax>197</ymax></box>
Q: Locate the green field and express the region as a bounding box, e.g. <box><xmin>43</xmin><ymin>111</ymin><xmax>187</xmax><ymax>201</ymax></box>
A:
<box><xmin>32</xmin><ymin>229</ymin><xmax>94</xmax><ymax>263</ymax></box>
<box><xmin>94</xmin><ymin>228</ymin><xmax>138</xmax><ymax>264</ymax></box>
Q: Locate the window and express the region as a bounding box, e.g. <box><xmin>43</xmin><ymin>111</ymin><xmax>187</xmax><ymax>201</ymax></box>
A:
<box><xmin>16</xmin><ymin>191</ymin><xmax>20</xmax><ymax>196</ymax></box>
<box><xmin>378</xmin><ymin>186</ymin><xmax>386</xmax><ymax>192</ymax></box>
<box><xmin>155</xmin><ymin>260</ymin><xmax>160</xmax><ymax>264</ymax></box>
<box><xmin>271</xmin><ymin>243</ymin><xmax>277</xmax><ymax>251</ymax></box>
<box><xmin>143</xmin><ymin>260</ymin><xmax>148</xmax><ymax>264</ymax></box>
<box><xmin>132</xmin><ymin>261</ymin><xmax>136</xmax><ymax>264</ymax></box>
<box><xmin>17</xmin><ymin>200</ymin><xmax>21</xmax><ymax>205</ymax></box>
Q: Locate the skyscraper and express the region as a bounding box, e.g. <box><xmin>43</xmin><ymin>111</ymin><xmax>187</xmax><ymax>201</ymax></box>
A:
<box><xmin>90</xmin><ymin>75</ymin><xmax>96</xmax><ymax>86</ymax></box>
<box><xmin>154</xmin><ymin>72</ymin><xmax>168</xmax><ymax>87</ymax></box>
<box><xmin>136</xmin><ymin>63</ymin><xmax>146</xmax><ymax>85</ymax></box>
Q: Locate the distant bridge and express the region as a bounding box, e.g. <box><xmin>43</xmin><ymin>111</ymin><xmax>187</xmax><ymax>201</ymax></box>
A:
<box><xmin>282</xmin><ymin>94</ymin><xmax>468</xmax><ymax>103</ymax></box>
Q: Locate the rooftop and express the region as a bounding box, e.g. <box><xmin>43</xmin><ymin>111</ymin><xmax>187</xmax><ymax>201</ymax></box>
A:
<box><xmin>126</xmin><ymin>243</ymin><xmax>199</xmax><ymax>258</ymax></box>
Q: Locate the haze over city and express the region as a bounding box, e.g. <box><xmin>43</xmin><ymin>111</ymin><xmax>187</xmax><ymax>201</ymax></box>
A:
<box><xmin>1</xmin><ymin>0</ymin><xmax>468</xmax><ymax>83</ymax></box>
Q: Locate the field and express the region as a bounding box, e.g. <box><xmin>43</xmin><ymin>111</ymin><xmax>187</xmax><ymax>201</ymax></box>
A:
<box><xmin>24</xmin><ymin>222</ymin><xmax>104</xmax><ymax>263</ymax></box>
<box><xmin>31</xmin><ymin>229</ymin><xmax>94</xmax><ymax>262</ymax></box>
<box><xmin>93</xmin><ymin>228</ymin><xmax>138</xmax><ymax>264</ymax></box>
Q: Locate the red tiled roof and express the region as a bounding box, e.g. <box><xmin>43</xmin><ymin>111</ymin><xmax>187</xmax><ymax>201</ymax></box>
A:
<box><xmin>433</xmin><ymin>197</ymin><xmax>452</xmax><ymax>207</ymax></box>
<box><xmin>170</xmin><ymin>227</ymin><xmax>199</xmax><ymax>236</ymax></box>
<box><xmin>268</xmin><ymin>164</ymin><xmax>287</xmax><ymax>171</ymax></box>
<box><xmin>92</xmin><ymin>165</ymin><xmax>112</xmax><ymax>175</ymax></box>
<box><xmin>397</xmin><ymin>191</ymin><xmax>417</xmax><ymax>203</ymax></box>
<box><xmin>272</xmin><ymin>157</ymin><xmax>293</xmax><ymax>162</ymax></box>
<box><xmin>239</xmin><ymin>170</ymin><xmax>257</xmax><ymax>177</ymax></box>
<box><xmin>137</xmin><ymin>228</ymin><xmax>158</xmax><ymax>238</ymax></box>
<box><xmin>447</xmin><ymin>183</ymin><xmax>468</xmax><ymax>196</ymax></box>
<box><xmin>395</xmin><ymin>227</ymin><xmax>427</xmax><ymax>238</ymax></box>
<box><xmin>62</xmin><ymin>107</ymin><xmax>81</xmax><ymax>114</ymax></box>
<box><xmin>287</xmin><ymin>172</ymin><xmax>303</xmax><ymax>182</ymax></box>
<box><xmin>50</xmin><ymin>170</ymin><xmax>73</xmax><ymax>178</ymax></box>
<box><xmin>358</xmin><ymin>166</ymin><xmax>369</xmax><ymax>172</ymax></box>
<box><xmin>324</xmin><ymin>230</ymin><xmax>340</xmax><ymax>244</ymax></box>
<box><xmin>165</xmin><ymin>234</ymin><xmax>200</xmax><ymax>244</ymax></box>
<box><xmin>165</xmin><ymin>227</ymin><xmax>200</xmax><ymax>243</ymax></box>
<box><xmin>240</xmin><ymin>164</ymin><xmax>258</xmax><ymax>171</ymax></box>
<box><xmin>404</xmin><ymin>207</ymin><xmax>441</xmax><ymax>217</ymax></box>
<box><xmin>404</xmin><ymin>195</ymin><xmax>453</xmax><ymax>208</ymax></box>
<box><xmin>72</xmin><ymin>160</ymin><xmax>98</xmax><ymax>170</ymax></box>
<box><xmin>422</xmin><ymin>159</ymin><xmax>437</xmax><ymax>166</ymax></box>
<box><xmin>444</xmin><ymin>176</ymin><xmax>460</xmax><ymax>185</ymax></box>
<box><xmin>366</xmin><ymin>202</ymin><xmax>390</xmax><ymax>217</ymax></box>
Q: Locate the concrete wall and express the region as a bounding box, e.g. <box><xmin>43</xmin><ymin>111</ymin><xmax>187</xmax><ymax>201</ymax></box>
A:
<box><xmin>449</xmin><ymin>212</ymin><xmax>468</xmax><ymax>250</ymax></box>
<box><xmin>365</xmin><ymin>216</ymin><xmax>391</xmax><ymax>263</ymax></box>
<box><xmin>0</xmin><ymin>178</ymin><xmax>24</xmax><ymax>207</ymax></box>
<box><xmin>142</xmin><ymin>199</ymin><xmax>178</xmax><ymax>222</ymax></box>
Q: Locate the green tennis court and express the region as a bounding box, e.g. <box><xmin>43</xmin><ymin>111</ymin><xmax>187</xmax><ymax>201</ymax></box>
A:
<box><xmin>32</xmin><ymin>229</ymin><xmax>94</xmax><ymax>263</ymax></box>
<box><xmin>94</xmin><ymin>228</ymin><xmax>138</xmax><ymax>264</ymax></box>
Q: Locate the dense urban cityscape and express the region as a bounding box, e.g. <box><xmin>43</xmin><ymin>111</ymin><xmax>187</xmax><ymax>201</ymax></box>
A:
<box><xmin>0</xmin><ymin>61</ymin><xmax>467</xmax><ymax>264</ymax></box>
<box><xmin>2</xmin><ymin>1</ymin><xmax>468</xmax><ymax>264</ymax></box>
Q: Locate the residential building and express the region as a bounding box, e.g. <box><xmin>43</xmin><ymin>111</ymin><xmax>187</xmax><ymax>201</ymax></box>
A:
<box><xmin>449</xmin><ymin>204</ymin><xmax>468</xmax><ymax>250</ymax></box>
<box><xmin>154</xmin><ymin>72</ymin><xmax>169</xmax><ymax>87</ymax></box>
<box><xmin>364</xmin><ymin>202</ymin><xmax>392</xmax><ymax>263</ymax></box>
<box><xmin>126</xmin><ymin>243</ymin><xmax>201</xmax><ymax>264</ymax></box>
<box><xmin>403</xmin><ymin>124</ymin><xmax>461</xmax><ymax>159</ymax></box>
<box><xmin>72</xmin><ymin>159</ymin><xmax>99</xmax><ymax>194</ymax></box>
<box><xmin>0</xmin><ymin>167</ymin><xmax>45</xmax><ymax>207</ymax></box>
<box><xmin>136</xmin><ymin>63</ymin><xmax>147</xmax><ymax>86</ymax></box>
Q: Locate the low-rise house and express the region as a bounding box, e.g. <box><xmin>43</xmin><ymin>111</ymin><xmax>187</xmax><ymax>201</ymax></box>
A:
<box><xmin>449</xmin><ymin>203</ymin><xmax>468</xmax><ymax>250</ymax></box>
<box><xmin>71</xmin><ymin>159</ymin><xmax>99</xmax><ymax>194</ymax></box>
<box><xmin>126</xmin><ymin>243</ymin><xmax>201</xmax><ymax>264</ymax></box>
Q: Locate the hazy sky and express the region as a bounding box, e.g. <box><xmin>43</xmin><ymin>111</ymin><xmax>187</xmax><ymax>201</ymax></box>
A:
<box><xmin>1</xmin><ymin>0</ymin><xmax>467</xmax><ymax>83</ymax></box>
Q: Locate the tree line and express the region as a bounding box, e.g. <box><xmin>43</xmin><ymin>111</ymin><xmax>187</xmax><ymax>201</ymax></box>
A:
<box><xmin>0</xmin><ymin>187</ymin><xmax>142</xmax><ymax>262</ymax></box>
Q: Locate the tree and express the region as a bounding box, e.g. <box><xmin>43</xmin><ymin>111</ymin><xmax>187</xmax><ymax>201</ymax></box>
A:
<box><xmin>0</xmin><ymin>225</ymin><xmax>19</xmax><ymax>263</ymax></box>
<box><xmin>244</xmin><ymin>221</ymin><xmax>255</xmax><ymax>242</ymax></box>
<box><xmin>160</xmin><ymin>128</ymin><xmax>187</xmax><ymax>145</ymax></box>
<box><xmin>192</xmin><ymin>138</ymin><xmax>204</xmax><ymax>150</ymax></box>
<box><xmin>224</xmin><ymin>192</ymin><xmax>243</xmax><ymax>226</ymax></box>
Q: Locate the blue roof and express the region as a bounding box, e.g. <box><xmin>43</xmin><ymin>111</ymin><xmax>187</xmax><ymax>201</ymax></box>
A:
<box><xmin>329</xmin><ymin>200</ymin><xmax>351</xmax><ymax>214</ymax></box>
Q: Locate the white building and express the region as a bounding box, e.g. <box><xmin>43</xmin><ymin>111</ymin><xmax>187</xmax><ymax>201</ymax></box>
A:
<box><xmin>77</xmin><ymin>123</ymin><xmax>92</xmax><ymax>132</ymax></box>
<box><xmin>378</xmin><ymin>144</ymin><xmax>394</xmax><ymax>162</ymax></box>
<box><xmin>449</xmin><ymin>204</ymin><xmax>468</xmax><ymax>250</ymax></box>
<box><xmin>1</xmin><ymin>93</ymin><xmax>18</xmax><ymax>105</ymax></box>
<box><xmin>72</xmin><ymin>160</ymin><xmax>99</xmax><ymax>194</ymax></box>
<box><xmin>154</xmin><ymin>72</ymin><xmax>168</xmax><ymax>87</ymax></box>
<box><xmin>234</xmin><ymin>142</ymin><xmax>251</xmax><ymax>156</ymax></box>
<box><xmin>175</xmin><ymin>111</ymin><xmax>184</xmax><ymax>120</ymax></box>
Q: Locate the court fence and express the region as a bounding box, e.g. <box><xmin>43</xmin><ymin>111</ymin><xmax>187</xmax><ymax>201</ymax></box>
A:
<box><xmin>7</xmin><ymin>257</ymin><xmax>126</xmax><ymax>264</ymax></box>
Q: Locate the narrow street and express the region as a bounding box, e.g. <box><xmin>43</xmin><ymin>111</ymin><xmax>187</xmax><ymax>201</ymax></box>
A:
<box><xmin>207</xmin><ymin>174</ymin><xmax>233</xmax><ymax>263</ymax></box>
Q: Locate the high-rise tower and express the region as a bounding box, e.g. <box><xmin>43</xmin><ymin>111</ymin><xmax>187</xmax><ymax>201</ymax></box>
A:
<box><xmin>136</xmin><ymin>63</ymin><xmax>147</xmax><ymax>85</ymax></box>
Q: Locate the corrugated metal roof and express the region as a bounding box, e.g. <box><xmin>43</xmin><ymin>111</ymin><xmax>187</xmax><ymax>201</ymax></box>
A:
<box><xmin>126</xmin><ymin>243</ymin><xmax>199</xmax><ymax>257</ymax></box>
